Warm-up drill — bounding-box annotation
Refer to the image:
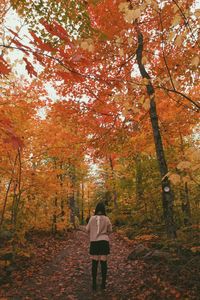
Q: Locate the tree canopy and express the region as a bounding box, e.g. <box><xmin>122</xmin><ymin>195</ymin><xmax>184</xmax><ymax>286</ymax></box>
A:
<box><xmin>0</xmin><ymin>0</ymin><xmax>199</xmax><ymax>244</ymax></box>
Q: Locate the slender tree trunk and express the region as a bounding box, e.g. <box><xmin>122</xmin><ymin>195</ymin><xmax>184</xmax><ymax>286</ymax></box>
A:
<box><xmin>136</xmin><ymin>29</ymin><xmax>176</xmax><ymax>238</ymax></box>
<box><xmin>58</xmin><ymin>164</ymin><xmax>65</xmax><ymax>222</ymax></box>
<box><xmin>13</xmin><ymin>148</ymin><xmax>22</xmax><ymax>226</ymax></box>
<box><xmin>68</xmin><ymin>164</ymin><xmax>76</xmax><ymax>228</ymax></box>
<box><xmin>180</xmin><ymin>182</ymin><xmax>191</xmax><ymax>225</ymax></box>
<box><xmin>81</xmin><ymin>181</ymin><xmax>84</xmax><ymax>225</ymax></box>
<box><xmin>179</xmin><ymin>130</ymin><xmax>192</xmax><ymax>225</ymax></box>
<box><xmin>11</xmin><ymin>148</ymin><xmax>23</xmax><ymax>260</ymax></box>
<box><xmin>11</xmin><ymin>148</ymin><xmax>22</xmax><ymax>229</ymax></box>
<box><xmin>69</xmin><ymin>193</ymin><xmax>75</xmax><ymax>227</ymax></box>
<box><xmin>135</xmin><ymin>154</ymin><xmax>143</xmax><ymax>204</ymax></box>
<box><xmin>11</xmin><ymin>182</ymin><xmax>18</xmax><ymax>225</ymax></box>
<box><xmin>109</xmin><ymin>156</ymin><xmax>118</xmax><ymax>209</ymax></box>
<box><xmin>76</xmin><ymin>184</ymin><xmax>80</xmax><ymax>220</ymax></box>
<box><xmin>52</xmin><ymin>197</ymin><xmax>58</xmax><ymax>234</ymax></box>
<box><xmin>0</xmin><ymin>154</ymin><xmax>18</xmax><ymax>230</ymax></box>
<box><xmin>87</xmin><ymin>188</ymin><xmax>91</xmax><ymax>217</ymax></box>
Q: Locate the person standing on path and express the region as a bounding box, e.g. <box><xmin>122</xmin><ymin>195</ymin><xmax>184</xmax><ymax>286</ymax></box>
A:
<box><xmin>86</xmin><ymin>201</ymin><xmax>112</xmax><ymax>291</ymax></box>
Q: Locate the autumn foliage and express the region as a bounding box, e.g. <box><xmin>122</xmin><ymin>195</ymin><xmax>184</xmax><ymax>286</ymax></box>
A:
<box><xmin>0</xmin><ymin>0</ymin><xmax>199</xmax><ymax>265</ymax></box>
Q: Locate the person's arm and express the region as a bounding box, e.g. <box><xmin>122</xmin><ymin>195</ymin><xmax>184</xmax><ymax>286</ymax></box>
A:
<box><xmin>86</xmin><ymin>217</ymin><xmax>91</xmax><ymax>233</ymax></box>
<box><xmin>107</xmin><ymin>217</ymin><xmax>112</xmax><ymax>234</ymax></box>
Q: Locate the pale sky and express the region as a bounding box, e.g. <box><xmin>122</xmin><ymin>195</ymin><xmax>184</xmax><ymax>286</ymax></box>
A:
<box><xmin>3</xmin><ymin>7</ymin><xmax>59</xmax><ymax>104</ymax></box>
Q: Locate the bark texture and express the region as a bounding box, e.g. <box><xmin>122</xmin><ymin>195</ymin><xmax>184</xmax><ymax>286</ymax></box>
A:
<box><xmin>136</xmin><ymin>29</ymin><xmax>176</xmax><ymax>238</ymax></box>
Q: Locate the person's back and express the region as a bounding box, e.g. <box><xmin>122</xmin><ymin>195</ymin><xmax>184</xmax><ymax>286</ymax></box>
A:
<box><xmin>86</xmin><ymin>215</ymin><xmax>112</xmax><ymax>242</ymax></box>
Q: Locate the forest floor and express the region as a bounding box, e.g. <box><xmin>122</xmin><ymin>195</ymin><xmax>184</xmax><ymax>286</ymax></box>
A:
<box><xmin>0</xmin><ymin>227</ymin><xmax>199</xmax><ymax>300</ymax></box>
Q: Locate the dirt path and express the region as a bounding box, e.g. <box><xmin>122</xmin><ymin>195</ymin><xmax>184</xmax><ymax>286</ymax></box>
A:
<box><xmin>0</xmin><ymin>229</ymin><xmax>198</xmax><ymax>299</ymax></box>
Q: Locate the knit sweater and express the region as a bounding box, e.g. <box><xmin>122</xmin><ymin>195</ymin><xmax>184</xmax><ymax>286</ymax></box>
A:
<box><xmin>86</xmin><ymin>215</ymin><xmax>112</xmax><ymax>242</ymax></box>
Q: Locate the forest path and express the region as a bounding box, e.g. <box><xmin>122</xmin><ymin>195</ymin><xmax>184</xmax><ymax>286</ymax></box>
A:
<box><xmin>1</xmin><ymin>228</ymin><xmax>198</xmax><ymax>299</ymax></box>
<box><xmin>1</xmin><ymin>228</ymin><xmax>149</xmax><ymax>300</ymax></box>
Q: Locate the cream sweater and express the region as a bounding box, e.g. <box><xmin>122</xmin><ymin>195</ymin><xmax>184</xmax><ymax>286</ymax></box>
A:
<box><xmin>86</xmin><ymin>215</ymin><xmax>112</xmax><ymax>242</ymax></box>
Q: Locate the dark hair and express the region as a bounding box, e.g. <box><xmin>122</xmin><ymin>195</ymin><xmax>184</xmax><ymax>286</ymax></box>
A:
<box><xmin>94</xmin><ymin>202</ymin><xmax>106</xmax><ymax>216</ymax></box>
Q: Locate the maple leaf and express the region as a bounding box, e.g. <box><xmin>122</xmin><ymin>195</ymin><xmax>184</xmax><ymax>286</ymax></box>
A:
<box><xmin>191</xmin><ymin>56</ymin><xmax>199</xmax><ymax>67</ymax></box>
<box><xmin>118</xmin><ymin>2</ymin><xmax>141</xmax><ymax>23</ymax></box>
<box><xmin>177</xmin><ymin>161</ymin><xmax>191</xmax><ymax>170</ymax></box>
<box><xmin>30</xmin><ymin>31</ymin><xmax>55</xmax><ymax>52</ymax></box>
<box><xmin>23</xmin><ymin>57</ymin><xmax>37</xmax><ymax>77</ymax></box>
<box><xmin>80</xmin><ymin>38</ymin><xmax>94</xmax><ymax>52</ymax></box>
<box><xmin>0</xmin><ymin>56</ymin><xmax>11</xmax><ymax>75</ymax></box>
<box><xmin>7</xmin><ymin>27</ymin><xmax>21</xmax><ymax>39</ymax></box>
<box><xmin>169</xmin><ymin>173</ymin><xmax>181</xmax><ymax>185</ymax></box>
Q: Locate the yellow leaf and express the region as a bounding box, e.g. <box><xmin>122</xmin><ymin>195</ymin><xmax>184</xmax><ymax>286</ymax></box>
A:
<box><xmin>80</xmin><ymin>39</ymin><xmax>94</xmax><ymax>52</ymax></box>
<box><xmin>172</xmin><ymin>4</ymin><xmax>179</xmax><ymax>13</ymax></box>
<box><xmin>131</xmin><ymin>82</ymin><xmax>138</xmax><ymax>89</ymax></box>
<box><xmin>191</xmin><ymin>163</ymin><xmax>200</xmax><ymax>171</ymax></box>
<box><xmin>177</xmin><ymin>161</ymin><xmax>191</xmax><ymax>170</ymax></box>
<box><xmin>172</xmin><ymin>77</ymin><xmax>179</xmax><ymax>89</ymax></box>
<box><xmin>169</xmin><ymin>173</ymin><xmax>181</xmax><ymax>185</ymax></box>
<box><xmin>142</xmin><ymin>56</ymin><xmax>148</xmax><ymax>64</ymax></box>
<box><xmin>88</xmin><ymin>44</ymin><xmax>94</xmax><ymax>52</ymax></box>
<box><xmin>145</xmin><ymin>0</ymin><xmax>152</xmax><ymax>4</ymax></box>
<box><xmin>128</xmin><ymin>36</ymin><xmax>133</xmax><ymax>45</ymax></box>
<box><xmin>132</xmin><ymin>107</ymin><xmax>140</xmax><ymax>113</ymax></box>
<box><xmin>142</xmin><ymin>78</ymin><xmax>149</xmax><ymax>85</ymax></box>
<box><xmin>118</xmin><ymin>2</ymin><xmax>129</xmax><ymax>13</ymax></box>
<box><xmin>194</xmin><ymin>9</ymin><xmax>200</xmax><ymax>18</ymax></box>
<box><xmin>122</xmin><ymin>108</ymin><xmax>127</xmax><ymax>117</ymax></box>
<box><xmin>143</xmin><ymin>98</ymin><xmax>150</xmax><ymax>110</ymax></box>
<box><xmin>124</xmin><ymin>9</ymin><xmax>141</xmax><ymax>23</ymax></box>
<box><xmin>119</xmin><ymin>48</ymin><xmax>124</xmax><ymax>57</ymax></box>
<box><xmin>172</xmin><ymin>15</ymin><xmax>181</xmax><ymax>26</ymax></box>
<box><xmin>152</xmin><ymin>0</ymin><xmax>158</xmax><ymax>9</ymax></box>
<box><xmin>191</xmin><ymin>56</ymin><xmax>199</xmax><ymax>67</ymax></box>
<box><xmin>132</xmin><ymin>8</ymin><xmax>141</xmax><ymax>19</ymax></box>
<box><xmin>168</xmin><ymin>31</ymin><xmax>176</xmax><ymax>42</ymax></box>
<box><xmin>183</xmin><ymin>176</ymin><xmax>190</xmax><ymax>184</ymax></box>
<box><xmin>186</xmin><ymin>147</ymin><xmax>200</xmax><ymax>161</ymax></box>
<box><xmin>5</xmin><ymin>35</ymin><xmax>11</xmax><ymax>41</ymax></box>
<box><xmin>175</xmin><ymin>35</ymin><xmax>182</xmax><ymax>47</ymax></box>
<box><xmin>139</xmin><ymin>95</ymin><xmax>145</xmax><ymax>104</ymax></box>
<box><xmin>115</xmin><ymin>36</ymin><xmax>122</xmax><ymax>44</ymax></box>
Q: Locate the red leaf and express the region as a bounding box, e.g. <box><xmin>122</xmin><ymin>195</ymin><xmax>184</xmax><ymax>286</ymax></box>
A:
<box><xmin>33</xmin><ymin>52</ymin><xmax>45</xmax><ymax>66</ymax></box>
<box><xmin>23</xmin><ymin>57</ymin><xmax>37</xmax><ymax>77</ymax></box>
<box><xmin>0</xmin><ymin>56</ymin><xmax>11</xmax><ymax>75</ymax></box>
<box><xmin>30</xmin><ymin>31</ymin><xmax>55</xmax><ymax>52</ymax></box>
<box><xmin>40</xmin><ymin>19</ymin><xmax>73</xmax><ymax>47</ymax></box>
<box><xmin>7</xmin><ymin>28</ymin><xmax>21</xmax><ymax>39</ymax></box>
<box><xmin>12</xmin><ymin>39</ymin><xmax>30</xmax><ymax>55</ymax></box>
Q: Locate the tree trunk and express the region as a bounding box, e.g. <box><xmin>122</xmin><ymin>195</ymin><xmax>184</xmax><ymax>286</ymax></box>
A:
<box><xmin>69</xmin><ymin>194</ymin><xmax>75</xmax><ymax>227</ymax></box>
<box><xmin>136</xmin><ymin>29</ymin><xmax>176</xmax><ymax>238</ymax></box>
<box><xmin>180</xmin><ymin>182</ymin><xmax>191</xmax><ymax>225</ymax></box>
<box><xmin>58</xmin><ymin>165</ymin><xmax>65</xmax><ymax>222</ymax></box>
<box><xmin>0</xmin><ymin>153</ymin><xmax>18</xmax><ymax>231</ymax></box>
<box><xmin>81</xmin><ymin>181</ymin><xmax>84</xmax><ymax>225</ymax></box>
<box><xmin>135</xmin><ymin>154</ymin><xmax>143</xmax><ymax>204</ymax></box>
<box><xmin>52</xmin><ymin>197</ymin><xmax>58</xmax><ymax>234</ymax></box>
<box><xmin>109</xmin><ymin>156</ymin><xmax>118</xmax><ymax>209</ymax></box>
<box><xmin>68</xmin><ymin>162</ymin><xmax>76</xmax><ymax>228</ymax></box>
<box><xmin>179</xmin><ymin>130</ymin><xmax>192</xmax><ymax>225</ymax></box>
<box><xmin>11</xmin><ymin>148</ymin><xmax>22</xmax><ymax>229</ymax></box>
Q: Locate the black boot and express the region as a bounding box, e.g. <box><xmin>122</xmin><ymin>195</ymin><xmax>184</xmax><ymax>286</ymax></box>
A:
<box><xmin>100</xmin><ymin>260</ymin><xmax>107</xmax><ymax>290</ymax></box>
<box><xmin>92</xmin><ymin>260</ymin><xmax>98</xmax><ymax>291</ymax></box>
